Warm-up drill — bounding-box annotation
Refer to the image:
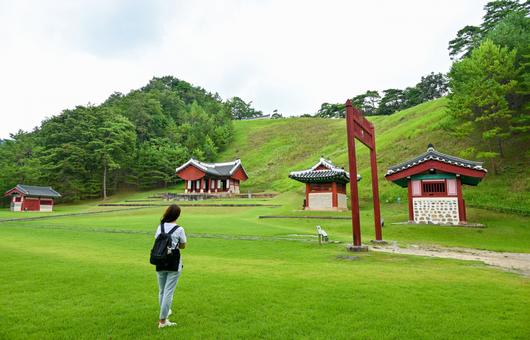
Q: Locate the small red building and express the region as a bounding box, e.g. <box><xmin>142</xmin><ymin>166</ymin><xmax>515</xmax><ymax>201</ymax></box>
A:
<box><xmin>289</xmin><ymin>157</ymin><xmax>360</xmax><ymax>211</ymax></box>
<box><xmin>3</xmin><ymin>184</ymin><xmax>61</xmax><ymax>212</ymax></box>
<box><xmin>175</xmin><ymin>158</ymin><xmax>248</xmax><ymax>194</ymax></box>
<box><xmin>385</xmin><ymin>144</ymin><xmax>487</xmax><ymax>225</ymax></box>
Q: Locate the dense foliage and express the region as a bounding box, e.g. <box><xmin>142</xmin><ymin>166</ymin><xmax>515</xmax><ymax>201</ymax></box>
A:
<box><xmin>316</xmin><ymin>72</ymin><xmax>448</xmax><ymax>118</ymax></box>
<box><xmin>448</xmin><ymin>1</ymin><xmax>529</xmax><ymax>172</ymax></box>
<box><xmin>225</xmin><ymin>97</ymin><xmax>264</xmax><ymax>120</ymax></box>
<box><xmin>448</xmin><ymin>0</ymin><xmax>529</xmax><ymax>60</ymax></box>
<box><xmin>0</xmin><ymin>76</ymin><xmax>234</xmax><ymax>201</ymax></box>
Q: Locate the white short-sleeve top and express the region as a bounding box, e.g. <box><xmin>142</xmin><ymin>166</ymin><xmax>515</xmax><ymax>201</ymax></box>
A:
<box><xmin>154</xmin><ymin>223</ymin><xmax>187</xmax><ymax>271</ymax></box>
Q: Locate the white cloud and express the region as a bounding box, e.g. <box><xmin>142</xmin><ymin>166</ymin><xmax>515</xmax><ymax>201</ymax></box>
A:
<box><xmin>0</xmin><ymin>0</ymin><xmax>486</xmax><ymax>138</ymax></box>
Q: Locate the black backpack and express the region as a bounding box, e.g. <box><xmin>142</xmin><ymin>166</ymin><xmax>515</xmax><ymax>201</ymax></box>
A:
<box><xmin>150</xmin><ymin>223</ymin><xmax>180</xmax><ymax>266</ymax></box>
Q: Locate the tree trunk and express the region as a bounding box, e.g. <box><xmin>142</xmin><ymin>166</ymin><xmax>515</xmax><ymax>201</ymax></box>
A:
<box><xmin>103</xmin><ymin>163</ymin><xmax>107</xmax><ymax>200</ymax></box>
<box><xmin>497</xmin><ymin>138</ymin><xmax>504</xmax><ymax>158</ymax></box>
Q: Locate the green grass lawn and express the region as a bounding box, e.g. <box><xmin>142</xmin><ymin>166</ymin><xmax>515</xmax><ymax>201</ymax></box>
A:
<box><xmin>1</xmin><ymin>191</ymin><xmax>529</xmax><ymax>339</ymax></box>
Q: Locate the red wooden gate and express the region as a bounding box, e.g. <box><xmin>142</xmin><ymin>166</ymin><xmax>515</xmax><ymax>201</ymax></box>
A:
<box><xmin>345</xmin><ymin>100</ymin><xmax>383</xmax><ymax>248</ymax></box>
<box><xmin>23</xmin><ymin>198</ymin><xmax>40</xmax><ymax>211</ymax></box>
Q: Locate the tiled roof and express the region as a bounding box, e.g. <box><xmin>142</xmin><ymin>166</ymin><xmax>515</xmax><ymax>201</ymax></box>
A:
<box><xmin>289</xmin><ymin>157</ymin><xmax>360</xmax><ymax>184</ymax></box>
<box><xmin>10</xmin><ymin>184</ymin><xmax>61</xmax><ymax>198</ymax></box>
<box><xmin>385</xmin><ymin>144</ymin><xmax>487</xmax><ymax>176</ymax></box>
<box><xmin>176</xmin><ymin>158</ymin><xmax>246</xmax><ymax>177</ymax></box>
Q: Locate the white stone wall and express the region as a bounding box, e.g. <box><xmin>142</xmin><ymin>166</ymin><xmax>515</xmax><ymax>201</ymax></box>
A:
<box><xmin>337</xmin><ymin>193</ymin><xmax>347</xmax><ymax>209</ymax></box>
<box><xmin>11</xmin><ymin>203</ymin><xmax>22</xmax><ymax>212</ymax></box>
<box><xmin>40</xmin><ymin>205</ymin><xmax>53</xmax><ymax>212</ymax></box>
<box><xmin>308</xmin><ymin>192</ymin><xmax>333</xmax><ymax>210</ymax></box>
<box><xmin>413</xmin><ymin>197</ymin><xmax>459</xmax><ymax>225</ymax></box>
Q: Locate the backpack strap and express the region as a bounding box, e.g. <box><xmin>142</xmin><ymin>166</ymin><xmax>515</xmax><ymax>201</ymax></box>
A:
<box><xmin>160</xmin><ymin>222</ymin><xmax>165</xmax><ymax>234</ymax></box>
<box><xmin>167</xmin><ymin>225</ymin><xmax>180</xmax><ymax>235</ymax></box>
<box><xmin>167</xmin><ymin>225</ymin><xmax>181</xmax><ymax>249</ymax></box>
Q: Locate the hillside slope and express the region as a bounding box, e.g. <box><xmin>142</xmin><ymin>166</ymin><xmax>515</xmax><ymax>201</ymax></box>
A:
<box><xmin>219</xmin><ymin>98</ymin><xmax>529</xmax><ymax>214</ymax></box>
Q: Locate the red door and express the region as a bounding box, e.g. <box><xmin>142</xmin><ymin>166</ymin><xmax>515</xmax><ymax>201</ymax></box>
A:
<box><xmin>23</xmin><ymin>198</ymin><xmax>40</xmax><ymax>211</ymax></box>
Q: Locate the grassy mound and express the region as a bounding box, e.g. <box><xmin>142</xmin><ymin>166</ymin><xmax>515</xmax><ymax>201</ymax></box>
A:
<box><xmin>219</xmin><ymin>98</ymin><xmax>530</xmax><ymax>214</ymax></box>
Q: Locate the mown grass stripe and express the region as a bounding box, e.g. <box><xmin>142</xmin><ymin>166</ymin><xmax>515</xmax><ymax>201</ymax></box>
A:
<box><xmin>98</xmin><ymin>203</ymin><xmax>282</xmax><ymax>207</ymax></box>
<box><xmin>259</xmin><ymin>215</ymin><xmax>351</xmax><ymax>220</ymax></box>
<box><xmin>0</xmin><ymin>223</ymin><xmax>323</xmax><ymax>243</ymax></box>
<box><xmin>0</xmin><ymin>207</ymin><xmax>153</xmax><ymax>223</ymax></box>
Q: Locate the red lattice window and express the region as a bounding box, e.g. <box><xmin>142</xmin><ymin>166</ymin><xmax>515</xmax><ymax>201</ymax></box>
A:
<box><xmin>40</xmin><ymin>200</ymin><xmax>53</xmax><ymax>205</ymax></box>
<box><xmin>422</xmin><ymin>181</ymin><xmax>446</xmax><ymax>196</ymax></box>
<box><xmin>14</xmin><ymin>197</ymin><xmax>21</xmax><ymax>202</ymax></box>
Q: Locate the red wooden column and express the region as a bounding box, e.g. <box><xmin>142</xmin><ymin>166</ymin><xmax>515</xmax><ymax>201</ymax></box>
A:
<box><xmin>200</xmin><ymin>178</ymin><xmax>204</xmax><ymax>193</ymax></box>
<box><xmin>456</xmin><ymin>177</ymin><xmax>466</xmax><ymax>223</ymax></box>
<box><xmin>346</xmin><ymin>105</ymin><xmax>362</xmax><ymax>246</ymax></box>
<box><xmin>369</xmin><ymin>125</ymin><xmax>382</xmax><ymax>241</ymax></box>
<box><xmin>331</xmin><ymin>182</ymin><xmax>338</xmax><ymax>208</ymax></box>
<box><xmin>407</xmin><ymin>179</ymin><xmax>414</xmax><ymax>222</ymax></box>
<box><xmin>305</xmin><ymin>183</ymin><xmax>310</xmax><ymax>208</ymax></box>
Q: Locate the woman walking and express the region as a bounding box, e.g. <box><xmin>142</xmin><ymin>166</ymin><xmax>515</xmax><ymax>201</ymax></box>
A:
<box><xmin>154</xmin><ymin>204</ymin><xmax>187</xmax><ymax>328</ymax></box>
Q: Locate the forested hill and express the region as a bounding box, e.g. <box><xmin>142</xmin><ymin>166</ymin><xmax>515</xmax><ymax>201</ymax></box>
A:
<box><xmin>219</xmin><ymin>98</ymin><xmax>530</xmax><ymax>215</ymax></box>
<box><xmin>0</xmin><ymin>76</ymin><xmax>234</xmax><ymax>200</ymax></box>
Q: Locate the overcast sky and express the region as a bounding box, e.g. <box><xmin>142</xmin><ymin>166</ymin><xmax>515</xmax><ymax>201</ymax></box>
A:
<box><xmin>0</xmin><ymin>0</ymin><xmax>487</xmax><ymax>139</ymax></box>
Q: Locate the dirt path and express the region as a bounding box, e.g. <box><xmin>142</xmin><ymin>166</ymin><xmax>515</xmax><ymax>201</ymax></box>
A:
<box><xmin>371</xmin><ymin>242</ymin><xmax>530</xmax><ymax>276</ymax></box>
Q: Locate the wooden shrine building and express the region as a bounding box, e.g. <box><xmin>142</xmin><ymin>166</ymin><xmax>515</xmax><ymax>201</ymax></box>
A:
<box><xmin>3</xmin><ymin>184</ymin><xmax>61</xmax><ymax>212</ymax></box>
<box><xmin>175</xmin><ymin>158</ymin><xmax>248</xmax><ymax>194</ymax></box>
<box><xmin>385</xmin><ymin>144</ymin><xmax>487</xmax><ymax>225</ymax></box>
<box><xmin>289</xmin><ymin>157</ymin><xmax>360</xmax><ymax>211</ymax></box>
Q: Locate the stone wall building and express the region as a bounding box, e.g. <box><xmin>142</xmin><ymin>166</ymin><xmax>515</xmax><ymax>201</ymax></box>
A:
<box><xmin>385</xmin><ymin>144</ymin><xmax>487</xmax><ymax>225</ymax></box>
<box><xmin>289</xmin><ymin>157</ymin><xmax>360</xmax><ymax>211</ymax></box>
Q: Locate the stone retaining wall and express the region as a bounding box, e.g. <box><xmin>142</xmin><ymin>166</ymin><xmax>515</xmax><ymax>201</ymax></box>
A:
<box><xmin>413</xmin><ymin>197</ymin><xmax>459</xmax><ymax>225</ymax></box>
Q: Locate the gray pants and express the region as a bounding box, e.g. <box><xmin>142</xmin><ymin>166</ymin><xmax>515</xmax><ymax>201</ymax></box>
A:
<box><xmin>157</xmin><ymin>271</ymin><xmax>181</xmax><ymax>319</ymax></box>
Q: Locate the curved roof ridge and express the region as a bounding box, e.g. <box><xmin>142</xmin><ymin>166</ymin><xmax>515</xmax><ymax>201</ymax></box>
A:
<box><xmin>176</xmin><ymin>158</ymin><xmax>247</xmax><ymax>178</ymax></box>
<box><xmin>385</xmin><ymin>145</ymin><xmax>487</xmax><ymax>176</ymax></box>
<box><xmin>310</xmin><ymin>156</ymin><xmax>341</xmax><ymax>171</ymax></box>
<box><xmin>289</xmin><ymin>158</ymin><xmax>360</xmax><ymax>183</ymax></box>
<box><xmin>5</xmin><ymin>184</ymin><xmax>61</xmax><ymax>198</ymax></box>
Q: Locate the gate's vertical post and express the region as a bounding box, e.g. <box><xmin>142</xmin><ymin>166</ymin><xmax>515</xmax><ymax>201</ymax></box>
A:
<box><xmin>369</xmin><ymin>125</ymin><xmax>383</xmax><ymax>241</ymax></box>
<box><xmin>345</xmin><ymin>100</ymin><xmax>362</xmax><ymax>246</ymax></box>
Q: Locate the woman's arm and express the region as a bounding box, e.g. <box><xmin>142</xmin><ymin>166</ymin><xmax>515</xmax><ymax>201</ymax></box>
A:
<box><xmin>178</xmin><ymin>227</ymin><xmax>187</xmax><ymax>249</ymax></box>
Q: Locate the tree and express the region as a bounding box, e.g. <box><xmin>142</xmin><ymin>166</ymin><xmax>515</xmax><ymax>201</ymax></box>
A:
<box><xmin>448</xmin><ymin>39</ymin><xmax>521</xmax><ymax>170</ymax></box>
<box><xmin>448</xmin><ymin>25</ymin><xmax>483</xmax><ymax>60</ymax></box>
<box><xmin>226</xmin><ymin>97</ymin><xmax>263</xmax><ymax>120</ymax></box>
<box><xmin>377</xmin><ymin>89</ymin><xmax>404</xmax><ymax>115</ymax></box>
<box><xmin>487</xmin><ymin>11</ymin><xmax>530</xmax><ymax>115</ymax></box>
<box><xmin>351</xmin><ymin>90</ymin><xmax>380</xmax><ymax>115</ymax></box>
<box><xmin>363</xmin><ymin>90</ymin><xmax>381</xmax><ymax>115</ymax></box>
<box><xmin>0</xmin><ymin>131</ymin><xmax>42</xmax><ymax>196</ymax></box>
<box><xmin>402</xmin><ymin>87</ymin><xmax>423</xmax><ymax>108</ymax></box>
<box><xmin>482</xmin><ymin>0</ymin><xmax>528</xmax><ymax>32</ymax></box>
<box><xmin>180</xmin><ymin>102</ymin><xmax>219</xmax><ymax>161</ymax></box>
<box><xmin>90</xmin><ymin>109</ymin><xmax>136</xmax><ymax>199</ymax></box>
<box><xmin>448</xmin><ymin>0</ymin><xmax>529</xmax><ymax>59</ymax></box>
<box><xmin>271</xmin><ymin>109</ymin><xmax>284</xmax><ymax>119</ymax></box>
<box><xmin>135</xmin><ymin>139</ymin><xmax>186</xmax><ymax>188</ymax></box>
<box><xmin>487</xmin><ymin>11</ymin><xmax>530</xmax><ymax>57</ymax></box>
<box><xmin>416</xmin><ymin>72</ymin><xmax>449</xmax><ymax>101</ymax></box>
<box><xmin>316</xmin><ymin>103</ymin><xmax>345</xmax><ymax>118</ymax></box>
